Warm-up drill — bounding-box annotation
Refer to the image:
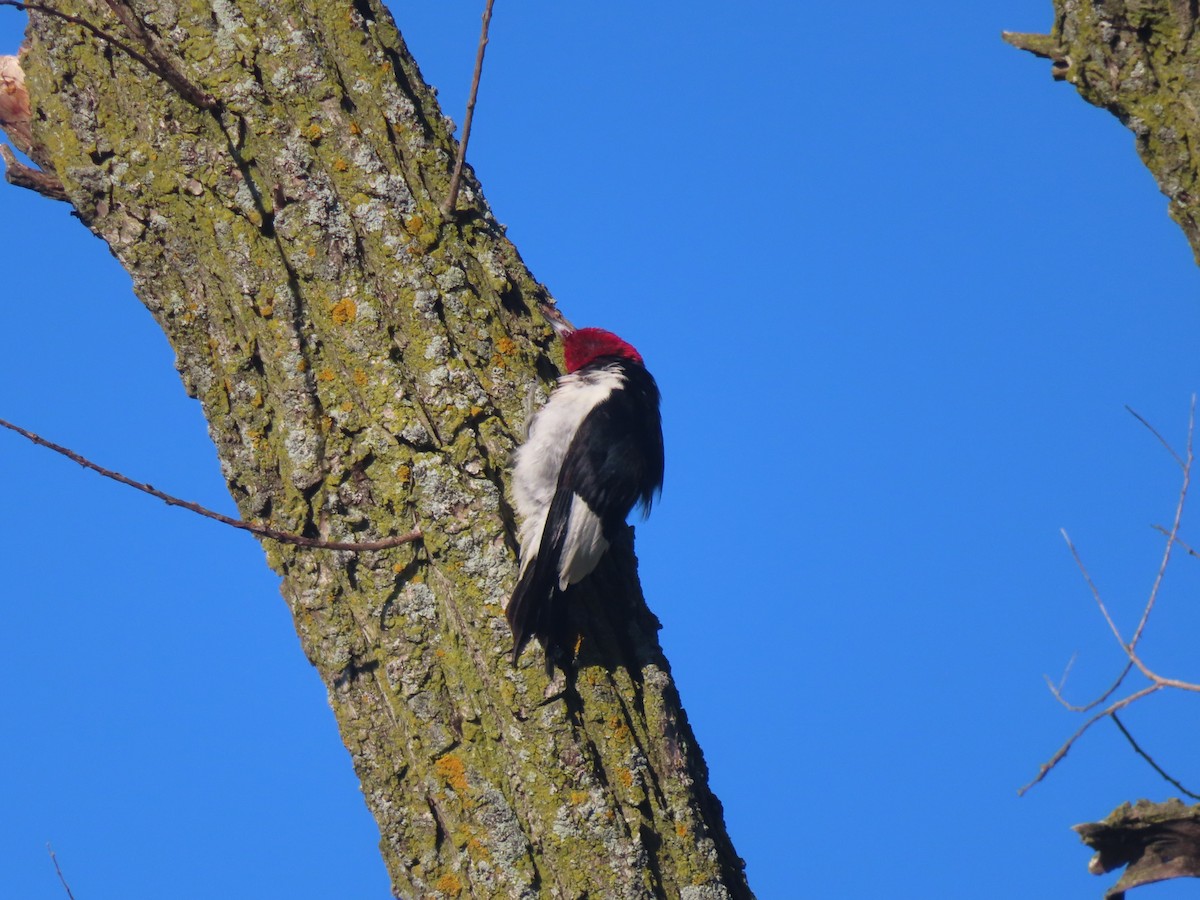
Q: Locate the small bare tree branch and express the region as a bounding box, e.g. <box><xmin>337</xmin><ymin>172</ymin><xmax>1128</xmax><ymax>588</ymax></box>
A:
<box><xmin>1047</xmin><ymin>658</ymin><xmax>1135</xmax><ymax>713</ymax></box>
<box><xmin>1129</xmin><ymin>397</ymin><xmax>1194</xmax><ymax>650</ymax></box>
<box><xmin>442</xmin><ymin>0</ymin><xmax>495</xmax><ymax>217</ymax></box>
<box><xmin>1062</xmin><ymin>528</ymin><xmax>1130</xmax><ymax>654</ymax></box>
<box><xmin>1111</xmin><ymin>713</ymin><xmax>1200</xmax><ymax>801</ymax></box>
<box><xmin>1125</xmin><ymin>403</ymin><xmax>1186</xmax><ymax>470</ymax></box>
<box><xmin>46</xmin><ymin>844</ymin><xmax>76</xmax><ymax>900</ymax></box>
<box><xmin>0</xmin><ymin>416</ymin><xmax>421</xmax><ymax>551</ymax></box>
<box><xmin>1019</xmin><ymin>684</ymin><xmax>1163</xmax><ymax>796</ymax></box>
<box><xmin>1025</xmin><ymin>401</ymin><xmax>1200</xmax><ymax>795</ymax></box>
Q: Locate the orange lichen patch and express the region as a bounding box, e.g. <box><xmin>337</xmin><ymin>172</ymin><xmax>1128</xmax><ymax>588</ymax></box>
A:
<box><xmin>675</xmin><ymin>822</ymin><xmax>690</xmax><ymax>838</ymax></box>
<box><xmin>433</xmin><ymin>873</ymin><xmax>462</xmax><ymax>896</ymax></box>
<box><xmin>618</xmin><ymin>768</ymin><xmax>634</xmax><ymax>789</ymax></box>
<box><xmin>317</xmin><ymin>368</ymin><xmax>336</xmax><ymax>382</ymax></box>
<box><xmin>353</xmin><ymin>368</ymin><xmax>368</xmax><ymax>386</ymax></box>
<box><xmin>339</xmin><ymin>400</ymin><xmax>353</xmax><ymax>413</ymax></box>
<box><xmin>306</xmin><ymin>246</ymin><xmax>318</xmax><ymax>258</ymax></box>
<box><xmin>607</xmin><ymin>716</ymin><xmax>631</xmax><ymax>745</ymax></box>
<box><xmin>404</xmin><ymin>215</ymin><xmax>425</xmax><ymax>236</ymax></box>
<box><xmin>397</xmin><ymin>464</ymin><xmax>412</xmax><ymax>484</ymax></box>
<box><xmin>332</xmin><ymin>157</ymin><xmax>349</xmax><ymax>173</ymax></box>
<box><xmin>297</xmin><ymin>358</ymin><xmax>309</xmax><ymax>372</ymax></box>
<box><xmin>305</xmin><ymin>122</ymin><xmax>324</xmax><ymax>142</ymax></box>
<box><xmin>250</xmin><ymin>392</ymin><xmax>263</xmax><ymax>408</ymax></box>
<box><xmin>434</xmin><ymin>754</ymin><xmax>469</xmax><ymax>793</ymax></box>
<box><xmin>331</xmin><ymin>297</ymin><xmax>358</xmax><ymax>325</ymax></box>
<box><xmin>258</xmin><ymin>302</ymin><xmax>275</xmax><ymax>317</ymax></box>
<box><xmin>460</xmin><ymin>826</ymin><xmax>489</xmax><ymax>856</ymax></box>
<box><xmin>569</xmin><ymin>790</ymin><xmax>588</xmax><ymax>805</ymax></box>
<box><xmin>348</xmin><ymin>120</ymin><xmax>361</xmax><ymax>135</ymax></box>
<box><xmin>469</xmin><ymin>405</ymin><xmax>483</xmax><ymax>418</ymax></box>
<box><xmin>496</xmin><ymin>336</ymin><xmax>516</xmax><ymax>356</ymax></box>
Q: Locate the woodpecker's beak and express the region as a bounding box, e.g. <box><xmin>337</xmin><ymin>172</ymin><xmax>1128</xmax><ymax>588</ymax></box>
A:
<box><xmin>548</xmin><ymin>318</ymin><xmax>575</xmax><ymax>339</ymax></box>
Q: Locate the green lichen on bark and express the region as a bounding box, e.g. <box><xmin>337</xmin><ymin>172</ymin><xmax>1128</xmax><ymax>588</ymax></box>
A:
<box><xmin>1008</xmin><ymin>0</ymin><xmax>1200</xmax><ymax>262</ymax></box>
<box><xmin>16</xmin><ymin>1</ymin><xmax>752</xmax><ymax>897</ymax></box>
<box><xmin>1075</xmin><ymin>799</ymin><xmax>1200</xmax><ymax>898</ymax></box>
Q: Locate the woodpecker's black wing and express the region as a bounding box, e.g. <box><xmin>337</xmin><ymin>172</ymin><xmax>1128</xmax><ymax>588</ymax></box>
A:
<box><xmin>560</xmin><ymin>359</ymin><xmax>664</xmax><ymax>531</ymax></box>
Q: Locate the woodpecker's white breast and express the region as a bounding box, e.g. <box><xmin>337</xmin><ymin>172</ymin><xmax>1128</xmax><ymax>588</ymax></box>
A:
<box><xmin>511</xmin><ymin>365</ymin><xmax>626</xmax><ymax>572</ymax></box>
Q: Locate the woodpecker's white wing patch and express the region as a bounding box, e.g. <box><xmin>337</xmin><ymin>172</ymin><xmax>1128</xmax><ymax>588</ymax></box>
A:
<box><xmin>556</xmin><ymin>494</ymin><xmax>609</xmax><ymax>590</ymax></box>
<box><xmin>515</xmin><ymin>514</ymin><xmax>544</xmax><ymax>580</ymax></box>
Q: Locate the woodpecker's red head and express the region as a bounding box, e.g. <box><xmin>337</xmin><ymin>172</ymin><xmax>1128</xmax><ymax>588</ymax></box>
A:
<box><xmin>561</xmin><ymin>326</ymin><xmax>645</xmax><ymax>373</ymax></box>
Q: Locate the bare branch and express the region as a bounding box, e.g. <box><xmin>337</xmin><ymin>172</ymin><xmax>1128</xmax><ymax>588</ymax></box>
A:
<box><xmin>442</xmin><ymin>0</ymin><xmax>495</xmax><ymax>217</ymax></box>
<box><xmin>1157</xmin><ymin>524</ymin><xmax>1200</xmax><ymax>558</ymax></box>
<box><xmin>1019</xmin><ymin>684</ymin><xmax>1162</xmax><ymax>796</ymax></box>
<box><xmin>1030</xmin><ymin>402</ymin><xmax>1200</xmax><ymax>795</ymax></box>
<box><xmin>46</xmin><ymin>844</ymin><xmax>76</xmax><ymax>900</ymax></box>
<box><xmin>1047</xmin><ymin>658</ymin><xmax>1135</xmax><ymax>713</ymax></box>
<box><xmin>1129</xmin><ymin>398</ymin><xmax>1194</xmax><ymax>651</ymax></box>
<box><xmin>1111</xmin><ymin>713</ymin><xmax>1200</xmax><ymax>801</ymax></box>
<box><xmin>1061</xmin><ymin>528</ymin><xmax>1129</xmax><ymax>652</ymax></box>
<box><xmin>1126</xmin><ymin>403</ymin><xmax>1185</xmax><ymax>469</ymax></box>
<box><xmin>97</xmin><ymin>0</ymin><xmax>216</xmax><ymax>110</ymax></box>
<box><xmin>0</xmin><ymin>416</ymin><xmax>421</xmax><ymax>551</ymax></box>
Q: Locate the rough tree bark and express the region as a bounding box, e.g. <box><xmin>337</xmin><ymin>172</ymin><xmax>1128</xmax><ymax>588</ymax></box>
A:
<box><xmin>3</xmin><ymin>2</ymin><xmax>751</xmax><ymax>897</ymax></box>
<box><xmin>1006</xmin><ymin>0</ymin><xmax>1200</xmax><ymax>262</ymax></box>
<box><xmin>1007</xmin><ymin>1</ymin><xmax>1200</xmax><ymax>895</ymax></box>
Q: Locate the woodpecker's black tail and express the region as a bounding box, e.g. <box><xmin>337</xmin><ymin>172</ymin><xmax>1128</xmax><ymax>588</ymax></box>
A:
<box><xmin>506</xmin><ymin>553</ymin><xmax>562</xmax><ymax>664</ymax></box>
<box><xmin>507</xmin><ymin>486</ymin><xmax>577</xmax><ymax>663</ymax></box>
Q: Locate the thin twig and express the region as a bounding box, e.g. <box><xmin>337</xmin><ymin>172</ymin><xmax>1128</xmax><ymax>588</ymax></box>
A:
<box><xmin>1157</xmin><ymin>524</ymin><xmax>1200</xmax><ymax>558</ymax></box>
<box><xmin>1046</xmin><ymin>658</ymin><xmax>1135</xmax><ymax>713</ymax></box>
<box><xmin>1111</xmin><ymin>713</ymin><xmax>1200</xmax><ymax>801</ymax></box>
<box><xmin>1129</xmin><ymin>398</ymin><xmax>1194</xmax><ymax>651</ymax></box>
<box><xmin>1018</xmin><ymin>683</ymin><xmax>1162</xmax><ymax>796</ymax></box>
<box><xmin>0</xmin><ymin>0</ymin><xmax>216</xmax><ymax>110</ymax></box>
<box><xmin>442</xmin><ymin>0</ymin><xmax>495</xmax><ymax>217</ymax></box>
<box><xmin>1061</xmin><ymin>528</ymin><xmax>1128</xmax><ymax>652</ymax></box>
<box><xmin>1126</xmin><ymin>403</ymin><xmax>1185</xmax><ymax>469</ymax></box>
<box><xmin>46</xmin><ymin>844</ymin><xmax>76</xmax><ymax>900</ymax></box>
<box><xmin>0</xmin><ymin>417</ymin><xmax>421</xmax><ymax>551</ymax></box>
<box><xmin>98</xmin><ymin>0</ymin><xmax>216</xmax><ymax>109</ymax></box>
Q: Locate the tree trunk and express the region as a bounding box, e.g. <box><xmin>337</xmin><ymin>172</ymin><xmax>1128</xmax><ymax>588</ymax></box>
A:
<box><xmin>11</xmin><ymin>2</ymin><xmax>751</xmax><ymax>897</ymax></box>
<box><xmin>1006</xmin><ymin>0</ymin><xmax>1200</xmax><ymax>262</ymax></box>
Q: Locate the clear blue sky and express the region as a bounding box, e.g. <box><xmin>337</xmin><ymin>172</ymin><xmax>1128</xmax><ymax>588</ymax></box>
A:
<box><xmin>3</xmin><ymin>2</ymin><xmax>1199</xmax><ymax>897</ymax></box>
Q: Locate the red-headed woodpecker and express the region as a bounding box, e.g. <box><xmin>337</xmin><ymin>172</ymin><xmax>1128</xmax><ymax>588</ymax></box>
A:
<box><xmin>506</xmin><ymin>326</ymin><xmax>664</xmax><ymax>663</ymax></box>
